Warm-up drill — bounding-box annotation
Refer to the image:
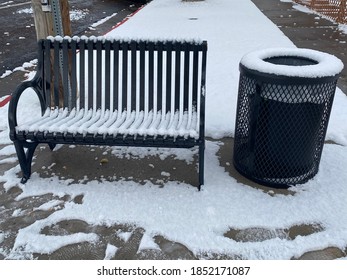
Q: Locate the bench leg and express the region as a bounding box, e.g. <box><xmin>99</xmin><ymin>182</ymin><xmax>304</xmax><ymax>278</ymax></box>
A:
<box><xmin>48</xmin><ymin>143</ymin><xmax>56</xmax><ymax>151</ymax></box>
<box><xmin>198</xmin><ymin>142</ymin><xmax>205</xmax><ymax>191</ymax></box>
<box><xmin>13</xmin><ymin>140</ymin><xmax>38</xmax><ymax>184</ymax></box>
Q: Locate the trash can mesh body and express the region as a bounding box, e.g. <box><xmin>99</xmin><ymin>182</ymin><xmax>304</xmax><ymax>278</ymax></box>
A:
<box><xmin>233</xmin><ymin>65</ymin><xmax>338</xmax><ymax>188</ymax></box>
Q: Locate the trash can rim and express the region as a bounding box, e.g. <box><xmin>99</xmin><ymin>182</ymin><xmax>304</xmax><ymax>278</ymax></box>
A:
<box><xmin>240</xmin><ymin>48</ymin><xmax>343</xmax><ymax>79</ymax></box>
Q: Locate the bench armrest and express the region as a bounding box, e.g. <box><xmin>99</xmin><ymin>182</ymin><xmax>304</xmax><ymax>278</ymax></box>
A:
<box><xmin>8</xmin><ymin>78</ymin><xmax>46</xmax><ymax>140</ymax></box>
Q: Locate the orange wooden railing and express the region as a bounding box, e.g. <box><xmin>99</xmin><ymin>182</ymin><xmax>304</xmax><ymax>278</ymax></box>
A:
<box><xmin>293</xmin><ymin>0</ymin><xmax>347</xmax><ymax>24</ymax></box>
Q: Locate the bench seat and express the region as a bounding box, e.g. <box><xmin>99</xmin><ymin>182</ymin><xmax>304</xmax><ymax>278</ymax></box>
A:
<box><xmin>16</xmin><ymin>108</ymin><xmax>199</xmax><ymax>140</ymax></box>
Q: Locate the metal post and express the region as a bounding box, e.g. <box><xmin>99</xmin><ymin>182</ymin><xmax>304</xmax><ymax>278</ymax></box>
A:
<box><xmin>51</xmin><ymin>0</ymin><xmax>64</xmax><ymax>36</ymax></box>
<box><xmin>51</xmin><ymin>0</ymin><xmax>72</xmax><ymax>107</ymax></box>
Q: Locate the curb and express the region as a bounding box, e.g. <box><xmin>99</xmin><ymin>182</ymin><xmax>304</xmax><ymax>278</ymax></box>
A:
<box><xmin>104</xmin><ymin>4</ymin><xmax>147</xmax><ymax>35</ymax></box>
<box><xmin>0</xmin><ymin>95</ymin><xmax>11</xmax><ymax>107</ymax></box>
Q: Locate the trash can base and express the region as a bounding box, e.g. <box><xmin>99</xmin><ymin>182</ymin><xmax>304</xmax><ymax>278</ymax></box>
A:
<box><xmin>233</xmin><ymin>158</ymin><xmax>317</xmax><ymax>189</ymax></box>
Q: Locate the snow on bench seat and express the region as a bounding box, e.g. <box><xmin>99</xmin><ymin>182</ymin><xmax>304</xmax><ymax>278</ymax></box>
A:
<box><xmin>16</xmin><ymin>108</ymin><xmax>199</xmax><ymax>139</ymax></box>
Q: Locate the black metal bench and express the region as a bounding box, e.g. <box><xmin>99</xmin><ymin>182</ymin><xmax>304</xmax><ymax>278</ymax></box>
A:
<box><xmin>8</xmin><ymin>36</ymin><xmax>207</xmax><ymax>189</ymax></box>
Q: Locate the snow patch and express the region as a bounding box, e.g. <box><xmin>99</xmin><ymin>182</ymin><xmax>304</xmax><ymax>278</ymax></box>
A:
<box><xmin>240</xmin><ymin>48</ymin><xmax>343</xmax><ymax>78</ymax></box>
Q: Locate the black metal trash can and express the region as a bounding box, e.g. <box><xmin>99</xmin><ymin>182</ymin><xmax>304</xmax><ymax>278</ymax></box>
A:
<box><xmin>233</xmin><ymin>48</ymin><xmax>343</xmax><ymax>188</ymax></box>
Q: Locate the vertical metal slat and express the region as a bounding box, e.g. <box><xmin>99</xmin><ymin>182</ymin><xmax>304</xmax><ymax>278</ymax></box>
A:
<box><xmin>131</xmin><ymin>41</ymin><xmax>137</xmax><ymax>112</ymax></box>
<box><xmin>199</xmin><ymin>41</ymin><xmax>208</xmax><ymax>139</ymax></box>
<box><xmin>87</xmin><ymin>39</ymin><xmax>94</xmax><ymax>110</ymax></box>
<box><xmin>139</xmin><ymin>41</ymin><xmax>146</xmax><ymax>112</ymax></box>
<box><xmin>122</xmin><ymin>42</ymin><xmax>128</xmax><ymax>111</ymax></box>
<box><xmin>183</xmin><ymin>43</ymin><xmax>190</xmax><ymax>111</ymax></box>
<box><xmin>148</xmin><ymin>42</ymin><xmax>155</xmax><ymax>112</ymax></box>
<box><xmin>104</xmin><ymin>40</ymin><xmax>111</xmax><ymax>111</ymax></box>
<box><xmin>44</xmin><ymin>40</ymin><xmax>52</xmax><ymax>108</ymax></box>
<box><xmin>70</xmin><ymin>39</ymin><xmax>77</xmax><ymax>110</ymax></box>
<box><xmin>192</xmin><ymin>45</ymin><xmax>199</xmax><ymax>107</ymax></box>
<box><xmin>165</xmin><ymin>43</ymin><xmax>172</xmax><ymax>113</ymax></box>
<box><xmin>62</xmin><ymin>39</ymin><xmax>69</xmax><ymax>109</ymax></box>
<box><xmin>79</xmin><ymin>39</ymin><xmax>86</xmax><ymax>110</ymax></box>
<box><xmin>174</xmin><ymin>42</ymin><xmax>181</xmax><ymax>112</ymax></box>
<box><xmin>113</xmin><ymin>41</ymin><xmax>120</xmax><ymax>111</ymax></box>
<box><xmin>157</xmin><ymin>42</ymin><xmax>163</xmax><ymax>112</ymax></box>
<box><xmin>53</xmin><ymin>40</ymin><xmax>60</xmax><ymax>108</ymax></box>
<box><xmin>96</xmin><ymin>40</ymin><xmax>102</xmax><ymax>110</ymax></box>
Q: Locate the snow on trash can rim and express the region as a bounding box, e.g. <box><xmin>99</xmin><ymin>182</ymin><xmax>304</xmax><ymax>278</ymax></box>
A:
<box><xmin>240</xmin><ymin>48</ymin><xmax>343</xmax><ymax>78</ymax></box>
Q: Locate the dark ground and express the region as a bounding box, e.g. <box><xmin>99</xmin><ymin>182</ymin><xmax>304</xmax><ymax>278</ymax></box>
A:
<box><xmin>0</xmin><ymin>0</ymin><xmax>147</xmax><ymax>76</ymax></box>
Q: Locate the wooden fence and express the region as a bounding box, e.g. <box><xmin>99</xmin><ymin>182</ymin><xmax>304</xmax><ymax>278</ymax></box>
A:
<box><xmin>293</xmin><ymin>0</ymin><xmax>347</xmax><ymax>24</ymax></box>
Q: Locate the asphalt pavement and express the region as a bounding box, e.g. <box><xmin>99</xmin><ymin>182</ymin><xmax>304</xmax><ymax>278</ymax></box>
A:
<box><xmin>0</xmin><ymin>0</ymin><xmax>146</xmax><ymax>76</ymax></box>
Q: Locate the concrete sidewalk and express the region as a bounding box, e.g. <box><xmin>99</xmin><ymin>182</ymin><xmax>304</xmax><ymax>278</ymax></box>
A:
<box><xmin>0</xmin><ymin>0</ymin><xmax>346</xmax><ymax>260</ymax></box>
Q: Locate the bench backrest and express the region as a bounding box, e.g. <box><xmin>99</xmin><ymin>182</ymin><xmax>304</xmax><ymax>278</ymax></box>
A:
<box><xmin>37</xmin><ymin>37</ymin><xmax>207</xmax><ymax>118</ymax></box>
